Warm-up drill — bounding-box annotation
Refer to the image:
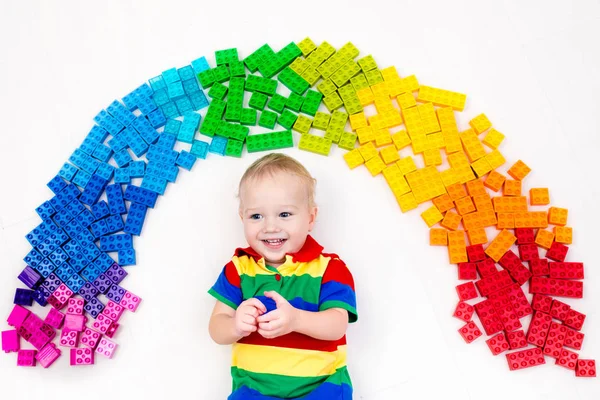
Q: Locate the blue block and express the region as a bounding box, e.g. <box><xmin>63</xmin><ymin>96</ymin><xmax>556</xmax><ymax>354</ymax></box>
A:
<box><xmin>114</xmin><ymin>148</ymin><xmax>132</xmax><ymax>168</ymax></box>
<box><xmin>162</xmin><ymin>68</ymin><xmax>180</xmax><ymax>85</ymax></box>
<box><xmin>100</xmin><ymin>233</ymin><xmax>133</xmax><ymax>252</ymax></box>
<box><xmin>94</xmin><ymin>252</ymin><xmax>116</xmax><ymax>271</ymax></box>
<box><xmin>108</xmin><ymin>132</ymin><xmax>128</xmax><ymax>152</ymax></box>
<box><xmin>77</xmin><ymin>208</ymin><xmax>95</xmax><ymax>228</ymax></box>
<box><xmin>47</xmin><ymin>175</ymin><xmax>67</xmax><ymax>194</ymax></box>
<box><xmin>152</xmin><ymin>88</ymin><xmax>170</xmax><ymax>107</ymax></box>
<box><xmin>156</xmin><ymin>133</ymin><xmax>177</xmax><ymax>150</ymax></box>
<box><xmin>178</xmin><ymin>66</ymin><xmax>195</xmax><ymax>81</ymax></box>
<box><xmin>79</xmin><ymin>174</ymin><xmax>108</xmax><ymax>206</ymax></box>
<box><xmin>147</xmin><ymin>109</ymin><xmax>167</xmax><ymax>129</ymax></box>
<box><xmin>190</xmin><ymin>140</ymin><xmax>209</xmax><ymax>159</ymax></box>
<box><xmin>36</xmin><ymin>201</ymin><xmax>56</xmax><ymax>221</ymax></box>
<box><xmin>57</xmin><ymin>183</ymin><xmax>81</xmax><ymax>203</ymax></box>
<box><xmin>135</xmin><ymin>83</ymin><xmax>153</xmax><ymax>99</ymax></box>
<box><xmin>25</xmin><ymin>219</ymin><xmax>59</xmax><ymax>247</ymax></box>
<box><xmin>65</xmin><ymin>273</ymin><xmax>86</xmax><ymax>293</ymax></box>
<box><xmin>122</xmin><ymin>91</ymin><xmax>138</xmax><ymax>111</ymax></box>
<box><xmin>68</xmin><ymin>252</ymin><xmax>89</xmax><ymax>272</ymax></box>
<box><xmin>63</xmin><ymin>218</ymin><xmax>85</xmax><ymax>239</ymax></box>
<box><xmin>182</xmin><ymin>78</ymin><xmax>200</xmax><ymax>94</ymax></box>
<box><xmin>55</xmin><ymin>262</ymin><xmax>76</xmax><ymax>282</ymax></box>
<box><xmin>178</xmin><ymin>124</ymin><xmax>196</xmax><ymax>143</ymax></box>
<box><xmin>182</xmin><ymin>111</ymin><xmax>201</xmax><ymax>130</ymax></box>
<box><xmin>123</xmin><ymin>202</ymin><xmax>147</xmax><ymax>236</ymax></box>
<box><xmin>124</xmin><ymin>184</ymin><xmax>158</xmax><ymax>208</ymax></box>
<box><xmin>24</xmin><ymin>248</ymin><xmax>44</xmax><ymax>268</ymax></box>
<box><xmin>35</xmin><ymin>258</ymin><xmax>56</xmax><ymax>278</ymax></box>
<box><xmin>78</xmin><ymin>282</ymin><xmax>99</xmax><ymax>302</ymax></box>
<box><xmin>189</xmin><ymin>90</ymin><xmax>209</xmax><ymax>110</ymax></box>
<box><xmin>95</xmin><ymin>162</ymin><xmax>115</xmax><ymax>181</ymax></box>
<box><xmin>163</xmin><ymin>119</ymin><xmax>181</xmax><ymax>136</ymax></box>
<box><xmin>128</xmin><ymin>160</ymin><xmax>146</xmax><ymax>177</ymax></box>
<box><xmin>64</xmin><ymin>198</ymin><xmax>85</xmax><ymax>217</ymax></box>
<box><xmin>160</xmin><ymin>101</ymin><xmax>179</xmax><ymax>119</ymax></box>
<box><xmin>90</xmin><ymin>218</ymin><xmax>109</xmax><ymax>237</ymax></box>
<box><xmin>146</xmin><ymin>160</ymin><xmax>179</xmax><ymax>183</ymax></box>
<box><xmin>14</xmin><ymin>288</ymin><xmax>34</xmax><ymax>306</ymax></box>
<box><xmin>107</xmin><ymin>100</ymin><xmax>136</xmax><ymax>126</ymax></box>
<box><xmin>118</xmin><ymin>248</ymin><xmax>136</xmax><ymax>266</ymax></box>
<box><xmin>114</xmin><ymin>168</ymin><xmax>130</xmax><ymax>184</ymax></box>
<box><xmin>146</xmin><ymin>145</ymin><xmax>178</xmax><ymax>165</ymax></box>
<box><xmin>167</xmin><ymin>81</ymin><xmax>185</xmax><ymax>99</ymax></box>
<box><xmin>94</xmin><ymin>109</ymin><xmax>124</xmax><ymax>136</ymax></box>
<box><xmin>209</xmin><ymin>135</ymin><xmax>228</xmax><ymax>156</ymax></box>
<box><xmin>132</xmin><ymin>116</ymin><xmax>159</xmax><ymax>144</ymax></box>
<box><xmin>81</xmin><ymin>264</ymin><xmax>102</xmax><ymax>283</ymax></box>
<box><xmin>191</xmin><ymin>56</ymin><xmax>210</xmax><ymax>73</ymax></box>
<box><xmin>52</xmin><ymin>208</ymin><xmax>73</xmax><ymax>228</ymax></box>
<box><xmin>80</xmin><ymin>136</ymin><xmax>99</xmax><ymax>155</ymax></box>
<box><xmin>92</xmin><ymin>144</ymin><xmax>113</xmax><ymax>162</ymax></box>
<box><xmin>105</xmin><ymin>214</ymin><xmax>124</xmax><ymax>233</ymax></box>
<box><xmin>175</xmin><ymin>96</ymin><xmax>193</xmax><ymax>115</ymax></box>
<box><xmin>69</xmin><ymin>148</ymin><xmax>86</xmax><ymax>167</ymax></box>
<box><xmin>137</xmin><ymin>93</ymin><xmax>158</xmax><ymax>115</ymax></box>
<box><xmin>36</xmin><ymin>234</ymin><xmax>64</xmax><ymax>257</ymax></box>
<box><xmin>32</xmin><ymin>287</ymin><xmax>50</xmax><ymax>306</ymax></box>
<box><xmin>106</xmin><ymin>184</ymin><xmax>127</xmax><ymax>214</ymax></box>
<box><xmin>48</xmin><ymin>246</ymin><xmax>68</xmax><ymax>266</ymax></box>
<box><xmin>88</xmin><ymin>125</ymin><xmax>109</xmax><ymax>142</ymax></box>
<box><xmin>74</xmin><ymin>228</ymin><xmax>96</xmax><ymax>247</ymax></box>
<box><xmin>149</xmin><ymin>75</ymin><xmax>166</xmax><ymax>91</ymax></box>
<box><xmin>121</xmin><ymin>127</ymin><xmax>149</xmax><ymax>157</ymax></box>
<box><xmin>62</xmin><ymin>239</ymin><xmax>83</xmax><ymax>259</ymax></box>
<box><xmin>58</xmin><ymin>162</ymin><xmax>78</xmax><ymax>181</ymax></box>
<box><xmin>91</xmin><ymin>200</ymin><xmax>110</xmax><ymax>220</ymax></box>
<box><xmin>84</xmin><ymin>297</ymin><xmax>105</xmax><ymax>319</ymax></box>
<box><xmin>70</xmin><ymin>149</ymin><xmax>100</xmax><ymax>174</ymax></box>
<box><xmin>176</xmin><ymin>150</ymin><xmax>197</xmax><ymax>171</ymax></box>
<box><xmin>141</xmin><ymin>174</ymin><xmax>168</xmax><ymax>195</ymax></box>
<box><xmin>49</xmin><ymin>195</ymin><xmax>68</xmax><ymax>212</ymax></box>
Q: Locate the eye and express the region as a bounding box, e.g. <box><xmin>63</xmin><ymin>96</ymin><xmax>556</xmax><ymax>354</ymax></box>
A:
<box><xmin>279</xmin><ymin>212</ymin><xmax>292</xmax><ymax>218</ymax></box>
<box><xmin>250</xmin><ymin>214</ymin><xmax>262</xmax><ymax>220</ymax></box>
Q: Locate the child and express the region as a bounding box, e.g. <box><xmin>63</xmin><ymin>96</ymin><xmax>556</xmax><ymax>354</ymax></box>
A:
<box><xmin>208</xmin><ymin>153</ymin><xmax>358</xmax><ymax>399</ymax></box>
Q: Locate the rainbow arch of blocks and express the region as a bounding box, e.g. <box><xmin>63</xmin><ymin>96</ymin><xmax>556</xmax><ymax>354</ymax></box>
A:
<box><xmin>0</xmin><ymin>38</ymin><xmax>596</xmax><ymax>377</ymax></box>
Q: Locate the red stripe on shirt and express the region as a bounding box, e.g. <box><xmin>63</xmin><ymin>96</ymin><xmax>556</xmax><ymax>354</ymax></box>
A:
<box><xmin>238</xmin><ymin>331</ymin><xmax>346</xmax><ymax>352</ymax></box>
<box><xmin>321</xmin><ymin>256</ymin><xmax>355</xmax><ymax>291</ymax></box>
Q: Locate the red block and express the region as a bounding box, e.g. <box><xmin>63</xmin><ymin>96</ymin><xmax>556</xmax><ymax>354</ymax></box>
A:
<box><xmin>467</xmin><ymin>244</ymin><xmax>486</xmax><ymax>262</ymax></box>
<box><xmin>499</xmin><ymin>250</ymin><xmax>524</xmax><ymax>271</ymax></box>
<box><xmin>506</xmin><ymin>348</ymin><xmax>546</xmax><ymax>371</ymax></box>
<box><xmin>486</xmin><ymin>332</ymin><xmax>510</xmax><ymax>355</ymax></box>
<box><xmin>576</xmin><ymin>359</ymin><xmax>596</xmax><ymax>378</ymax></box>
<box><xmin>549</xmin><ymin>262</ymin><xmax>584</xmax><ymax>280</ymax></box>
<box><xmin>518</xmin><ymin>243</ymin><xmax>539</xmax><ymax>261</ymax></box>
<box><xmin>475</xmin><ymin>270</ymin><xmax>513</xmax><ymax>296</ymax></box>
<box><xmin>542</xmin><ymin>322</ymin><xmax>567</xmax><ymax>358</ymax></box>
<box><xmin>505</xmin><ymin>284</ymin><xmax>533</xmax><ymax>318</ymax></box>
<box><xmin>508</xmin><ymin>264</ymin><xmax>532</xmax><ymax>286</ymax></box>
<box><xmin>474</xmin><ymin>299</ymin><xmax>504</xmax><ymax>336</ymax></box>
<box><xmin>564</xmin><ymin>326</ymin><xmax>585</xmax><ymax>350</ymax></box>
<box><xmin>476</xmin><ymin>258</ymin><xmax>498</xmax><ymax>278</ymax></box>
<box><xmin>549</xmin><ymin>299</ymin><xmax>571</xmax><ymax>321</ymax></box>
<box><xmin>458</xmin><ymin>321</ymin><xmax>482</xmax><ymax>343</ymax></box>
<box><xmin>532</xmin><ymin>294</ymin><xmax>553</xmax><ymax>313</ymax></box>
<box><xmin>555</xmin><ymin>348</ymin><xmax>578</xmax><ymax>370</ymax></box>
<box><xmin>546</xmin><ymin>242</ymin><xmax>568</xmax><ymax>262</ymax></box>
<box><xmin>458</xmin><ymin>262</ymin><xmax>477</xmax><ymax>280</ymax></box>
<box><xmin>526</xmin><ymin>311</ymin><xmax>552</xmax><ymax>347</ymax></box>
<box><xmin>529</xmin><ymin>277</ymin><xmax>583</xmax><ymax>298</ymax></box>
<box><xmin>453</xmin><ymin>301</ymin><xmax>474</xmax><ymax>322</ymax></box>
<box><xmin>564</xmin><ymin>309</ymin><xmax>586</xmax><ymax>331</ymax></box>
<box><xmin>507</xmin><ymin>329</ymin><xmax>528</xmax><ymax>350</ymax></box>
<box><xmin>456</xmin><ymin>282</ymin><xmax>478</xmax><ymax>301</ymax></box>
<box><xmin>529</xmin><ymin>258</ymin><xmax>549</xmax><ymax>276</ymax></box>
<box><xmin>515</xmin><ymin>228</ymin><xmax>535</xmax><ymax>244</ymax></box>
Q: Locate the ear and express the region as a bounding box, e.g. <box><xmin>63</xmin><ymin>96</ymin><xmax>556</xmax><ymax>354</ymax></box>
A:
<box><xmin>308</xmin><ymin>206</ymin><xmax>318</xmax><ymax>231</ymax></box>
<box><xmin>238</xmin><ymin>208</ymin><xmax>244</xmax><ymax>221</ymax></box>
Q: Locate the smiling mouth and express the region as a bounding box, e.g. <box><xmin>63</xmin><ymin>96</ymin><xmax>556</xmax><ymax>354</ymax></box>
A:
<box><xmin>262</xmin><ymin>239</ymin><xmax>287</xmax><ymax>247</ymax></box>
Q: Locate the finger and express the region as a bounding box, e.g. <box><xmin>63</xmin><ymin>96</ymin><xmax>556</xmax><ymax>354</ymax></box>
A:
<box><xmin>239</xmin><ymin>322</ymin><xmax>257</xmax><ymax>333</ymax></box>
<box><xmin>242</xmin><ymin>307</ymin><xmax>259</xmax><ymax>318</ymax></box>
<box><xmin>258</xmin><ymin>328</ymin><xmax>280</xmax><ymax>339</ymax></box>
<box><xmin>263</xmin><ymin>291</ymin><xmax>286</xmax><ymax>306</ymax></box>
<box><xmin>244</xmin><ymin>298</ymin><xmax>267</xmax><ymax>314</ymax></box>
<box><xmin>256</xmin><ymin>310</ymin><xmax>279</xmax><ymax>323</ymax></box>
<box><xmin>242</xmin><ymin>315</ymin><xmax>257</xmax><ymax>326</ymax></box>
<box><xmin>258</xmin><ymin>320</ymin><xmax>281</xmax><ymax>331</ymax></box>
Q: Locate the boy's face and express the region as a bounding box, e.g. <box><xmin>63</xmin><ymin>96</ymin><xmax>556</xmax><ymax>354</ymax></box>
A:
<box><xmin>239</xmin><ymin>170</ymin><xmax>317</xmax><ymax>267</ymax></box>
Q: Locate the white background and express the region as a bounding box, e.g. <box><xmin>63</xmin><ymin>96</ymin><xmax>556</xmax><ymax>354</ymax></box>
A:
<box><xmin>0</xmin><ymin>0</ymin><xmax>599</xmax><ymax>399</ymax></box>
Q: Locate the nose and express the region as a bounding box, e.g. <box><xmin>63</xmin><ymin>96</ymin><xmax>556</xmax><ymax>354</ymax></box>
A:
<box><xmin>263</xmin><ymin>216</ymin><xmax>280</xmax><ymax>233</ymax></box>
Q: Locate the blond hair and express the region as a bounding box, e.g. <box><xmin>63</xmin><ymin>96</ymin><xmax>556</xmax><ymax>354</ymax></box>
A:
<box><xmin>238</xmin><ymin>153</ymin><xmax>317</xmax><ymax>208</ymax></box>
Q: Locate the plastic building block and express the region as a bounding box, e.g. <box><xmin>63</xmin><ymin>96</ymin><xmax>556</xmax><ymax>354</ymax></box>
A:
<box><xmin>225</xmin><ymin>139</ymin><xmax>243</xmax><ymax>158</ymax></box>
<box><xmin>96</xmin><ymin>337</ymin><xmax>117</xmax><ymax>359</ymax></box>
<box><xmin>364</xmin><ymin>154</ymin><xmax>386</xmax><ymax>176</ymax></box>
<box><xmin>505</xmin><ymin>348</ymin><xmax>545</xmax><ymax>371</ymax></box>
<box><xmin>564</xmin><ymin>326</ymin><xmax>584</xmax><ymax>350</ymax></box>
<box><xmin>430</xmin><ymin>228</ymin><xmax>448</xmax><ymax>246</ymax></box>
<box><xmin>2</xmin><ymin>330</ymin><xmax>19</xmax><ymax>353</ymax></box>
<box><xmin>503</xmin><ymin>179</ymin><xmax>521</xmax><ymax>196</ymax></box>
<box><xmin>59</xmin><ymin>330</ymin><xmax>79</xmax><ymax>347</ymax></box>
<box><xmin>467</xmin><ymin>227</ymin><xmax>488</xmax><ymax>245</ymax></box>
<box><xmin>506</xmin><ymin>330</ymin><xmax>528</xmax><ymax>350</ymax></box>
<box><xmin>84</xmin><ymin>297</ymin><xmax>105</xmax><ymax>319</ymax></box>
<box><xmin>13</xmin><ymin>288</ymin><xmax>34</xmax><ymax>306</ymax></box>
<box><xmin>240</xmin><ymin>108</ymin><xmax>258</xmax><ymax>126</ymax></box>
<box><xmin>17</xmin><ymin>349</ymin><xmax>37</xmax><ymax>367</ymax></box>
<box><xmin>80</xmin><ymin>327</ymin><xmax>102</xmax><ymax>349</ymax></box>
<box><xmin>529</xmin><ymin>188</ymin><xmax>549</xmax><ymax>205</ymax></box>
<box><xmin>124</xmin><ymin>202</ymin><xmax>147</xmax><ymax>236</ymax></box>
<box><xmin>70</xmin><ymin>347</ymin><xmax>94</xmax><ymax>366</ymax></box>
<box><xmin>124</xmin><ymin>185</ymin><xmax>158</xmax><ymax>208</ymax></box>
<box><xmin>298</xmin><ymin>133</ymin><xmax>332</xmax><ymax>157</ymax></box>
<box><xmin>546</xmin><ymin>242</ymin><xmax>569</xmax><ymax>262</ymax></box>
<box><xmin>456</xmin><ymin>282</ymin><xmax>478</xmax><ymax>301</ymax></box>
<box><xmin>507</xmin><ymin>160</ymin><xmax>531</xmax><ymax>180</ymax></box>
<box><xmin>526</xmin><ymin>311</ymin><xmax>552</xmax><ymax>347</ymax></box>
<box><xmin>475</xmin><ymin>270</ymin><xmax>513</xmax><ymax>296</ymax></box>
<box><xmin>575</xmin><ymin>359</ymin><xmax>596</xmax><ymax>378</ymax></box>
<box><xmin>543</xmin><ymin>322</ymin><xmax>567</xmax><ymax>358</ymax></box>
<box><xmin>476</xmin><ymin>258</ymin><xmax>497</xmax><ymax>278</ymax></box>
<box><xmin>453</xmin><ymin>301</ymin><xmax>474</xmax><ymax>322</ymax></box>
<box><xmin>553</xmin><ymin>226</ymin><xmax>573</xmax><ymax>244</ymax></box>
<box><xmin>421</xmin><ymin>206</ymin><xmax>443</xmax><ymax>228</ymax></box>
<box><xmin>458</xmin><ymin>321</ymin><xmax>482</xmax><ymax>344</ymax></box>
<box><xmin>486</xmin><ymin>333</ymin><xmax>510</xmax><ymax>356</ymax></box>
<box><xmin>176</xmin><ymin>150</ymin><xmax>197</xmax><ymax>171</ymax></box>
<box><xmin>548</xmin><ymin>206</ymin><xmax>568</xmax><ymax>226</ymax></box>
<box><xmin>102</xmin><ymin>301</ymin><xmax>125</xmax><ymax>322</ymax></box>
<box><xmin>35</xmin><ymin>343</ymin><xmax>61</xmax><ymax>368</ymax></box>
<box><xmin>485</xmin><ymin>229</ymin><xmax>517</xmax><ymax>262</ymax></box>
<box><xmin>474</xmin><ymin>299</ymin><xmax>503</xmax><ymax>336</ymax></box>
<box><xmin>484</xmin><ymin>170</ymin><xmax>506</xmax><ymax>192</ymax></box>
<box><xmin>458</xmin><ymin>262</ymin><xmax>477</xmax><ymax>280</ymax></box>
<box><xmin>246</xmin><ymin>131</ymin><xmax>294</xmax><ymax>153</ymax></box>
<box><xmin>534</xmin><ymin>229</ymin><xmax>554</xmax><ymax>249</ymax></box>
<box><xmin>106</xmin><ymin>284</ymin><xmax>126</xmax><ymax>303</ymax></box>
<box><xmin>119</xmin><ymin>290</ymin><xmax>142</xmax><ymax>312</ymax></box>
<box><xmin>564</xmin><ymin>309</ymin><xmax>586</xmax><ymax>331</ymax></box>
<box><xmin>555</xmin><ymin>348</ymin><xmax>578</xmax><ymax>370</ymax></box>
<box><xmin>441</xmin><ymin>211</ymin><xmax>461</xmax><ymax>231</ymax></box>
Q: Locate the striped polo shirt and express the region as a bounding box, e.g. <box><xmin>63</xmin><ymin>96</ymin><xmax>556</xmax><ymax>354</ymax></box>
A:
<box><xmin>208</xmin><ymin>235</ymin><xmax>358</xmax><ymax>399</ymax></box>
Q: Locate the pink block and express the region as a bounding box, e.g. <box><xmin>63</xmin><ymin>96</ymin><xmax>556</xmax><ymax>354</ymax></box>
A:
<box><xmin>105</xmin><ymin>322</ymin><xmax>119</xmax><ymax>339</ymax></box>
<box><xmin>59</xmin><ymin>330</ymin><xmax>79</xmax><ymax>347</ymax></box>
<box><xmin>70</xmin><ymin>347</ymin><xmax>94</xmax><ymax>366</ymax></box>
<box><xmin>17</xmin><ymin>349</ymin><xmax>37</xmax><ymax>367</ymax></box>
<box><xmin>29</xmin><ymin>330</ymin><xmax>50</xmax><ymax>350</ymax></box>
<box><xmin>22</xmin><ymin>313</ymin><xmax>43</xmax><ymax>332</ymax></box>
<box><xmin>91</xmin><ymin>314</ymin><xmax>114</xmax><ymax>334</ymax></box>
<box><xmin>2</xmin><ymin>330</ymin><xmax>20</xmax><ymax>353</ymax></box>
<box><xmin>119</xmin><ymin>291</ymin><xmax>142</xmax><ymax>312</ymax></box>
<box><xmin>66</xmin><ymin>298</ymin><xmax>84</xmax><ymax>315</ymax></box>
<box><xmin>44</xmin><ymin>308</ymin><xmax>65</xmax><ymax>329</ymax></box>
<box><xmin>102</xmin><ymin>301</ymin><xmax>125</xmax><ymax>322</ymax></box>
<box><xmin>35</xmin><ymin>343</ymin><xmax>61</xmax><ymax>368</ymax></box>
<box><xmin>7</xmin><ymin>305</ymin><xmax>30</xmax><ymax>328</ymax></box>
<box><xmin>63</xmin><ymin>314</ymin><xmax>87</xmax><ymax>332</ymax></box>
<box><xmin>80</xmin><ymin>327</ymin><xmax>102</xmax><ymax>350</ymax></box>
<box><xmin>50</xmin><ymin>284</ymin><xmax>74</xmax><ymax>309</ymax></box>
<box><xmin>95</xmin><ymin>337</ymin><xmax>117</xmax><ymax>359</ymax></box>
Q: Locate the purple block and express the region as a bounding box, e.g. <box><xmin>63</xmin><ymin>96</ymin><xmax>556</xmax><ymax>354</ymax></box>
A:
<box><xmin>105</xmin><ymin>263</ymin><xmax>128</xmax><ymax>284</ymax></box>
<box><xmin>106</xmin><ymin>284</ymin><xmax>126</xmax><ymax>303</ymax></box>
<box><xmin>78</xmin><ymin>281</ymin><xmax>99</xmax><ymax>302</ymax></box>
<box><xmin>36</xmin><ymin>343</ymin><xmax>61</xmax><ymax>368</ymax></box>
<box><xmin>7</xmin><ymin>305</ymin><xmax>30</xmax><ymax>328</ymax></box>
<box><xmin>17</xmin><ymin>349</ymin><xmax>37</xmax><ymax>366</ymax></box>
<box><xmin>44</xmin><ymin>308</ymin><xmax>65</xmax><ymax>329</ymax></box>
<box><xmin>2</xmin><ymin>330</ymin><xmax>20</xmax><ymax>353</ymax></box>
<box><xmin>14</xmin><ymin>288</ymin><xmax>34</xmax><ymax>306</ymax></box>
<box><xmin>92</xmin><ymin>273</ymin><xmax>112</xmax><ymax>294</ymax></box>
<box><xmin>18</xmin><ymin>266</ymin><xmax>43</xmax><ymax>289</ymax></box>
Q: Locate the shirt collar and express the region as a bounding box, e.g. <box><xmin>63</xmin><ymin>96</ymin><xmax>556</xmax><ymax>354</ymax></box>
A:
<box><xmin>234</xmin><ymin>235</ymin><xmax>324</xmax><ymax>263</ymax></box>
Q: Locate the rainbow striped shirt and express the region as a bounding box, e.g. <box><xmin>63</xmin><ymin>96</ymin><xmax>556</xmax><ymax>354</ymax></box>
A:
<box><xmin>208</xmin><ymin>235</ymin><xmax>358</xmax><ymax>399</ymax></box>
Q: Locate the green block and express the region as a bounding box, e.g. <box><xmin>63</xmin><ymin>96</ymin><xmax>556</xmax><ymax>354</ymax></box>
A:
<box><xmin>298</xmin><ymin>133</ymin><xmax>332</xmax><ymax>156</ymax></box>
<box><xmin>312</xmin><ymin>112</ymin><xmax>330</xmax><ymax>130</ymax></box>
<box><xmin>350</xmin><ymin>73</ymin><xmax>369</xmax><ymax>91</ymax></box>
<box><xmin>258</xmin><ymin>110</ymin><xmax>278</xmax><ymax>129</ymax></box>
<box><xmin>213</xmin><ymin>65</ymin><xmax>230</xmax><ymax>83</ymax></box>
<box><xmin>278</xmin><ymin>67</ymin><xmax>309</xmax><ymax>95</ymax></box>
<box><xmin>215</xmin><ymin>48</ymin><xmax>239</xmax><ymax>66</ymax></box>
<box><xmin>225</xmin><ymin>139</ymin><xmax>244</xmax><ymax>157</ymax></box>
<box><xmin>300</xmin><ymin>66</ymin><xmax>320</xmax><ymax>86</ymax></box>
<box><xmin>205</xmin><ymin>98</ymin><xmax>227</xmax><ymax>120</ymax></box>
<box><xmin>229</xmin><ymin>77</ymin><xmax>246</xmax><ymax>93</ymax></box>
<box><xmin>197</xmin><ymin>69</ymin><xmax>216</xmax><ymax>89</ymax></box>
<box><xmin>278</xmin><ymin>109</ymin><xmax>298</xmax><ymax>130</ymax></box>
<box><xmin>268</xmin><ymin>93</ymin><xmax>287</xmax><ymax>113</ymax></box>
<box><xmin>306</xmin><ymin>41</ymin><xmax>335</xmax><ymax>69</ymax></box>
<box><xmin>208</xmin><ymin>82</ymin><xmax>228</xmax><ymax>100</ymax></box>
<box><xmin>297</xmin><ymin>37</ymin><xmax>317</xmax><ymax>57</ymax></box>
<box><xmin>258</xmin><ymin>42</ymin><xmax>302</xmax><ymax>78</ymax></box>
<box><xmin>317</xmin><ymin>42</ymin><xmax>359</xmax><ymax>79</ymax></box>
<box><xmin>300</xmin><ymin>90</ymin><xmax>323</xmax><ymax>116</ymax></box>
<box><xmin>199</xmin><ymin>117</ymin><xmax>220</xmax><ymax>137</ymax></box>
<box><xmin>241</xmin><ymin>108</ymin><xmax>258</xmax><ymax>126</ymax></box>
<box><xmin>338</xmin><ymin>131</ymin><xmax>358</xmax><ymax>150</ymax></box>
<box><xmin>331</xmin><ymin>60</ymin><xmax>361</xmax><ymax>87</ymax></box>
<box><xmin>323</xmin><ymin>92</ymin><xmax>343</xmax><ymax>112</ymax></box>
<box><xmin>229</xmin><ymin>60</ymin><xmax>246</xmax><ymax>77</ymax></box>
<box><xmin>285</xmin><ymin>93</ymin><xmax>304</xmax><ymax>112</ymax></box>
<box><xmin>365</xmin><ymin>69</ymin><xmax>384</xmax><ymax>86</ymax></box>
<box><xmin>293</xmin><ymin>114</ymin><xmax>313</xmax><ymax>134</ymax></box>
<box><xmin>329</xmin><ymin>110</ymin><xmax>349</xmax><ymax>129</ymax></box>
<box><xmin>244</xmin><ymin>44</ymin><xmax>275</xmax><ymax>73</ymax></box>
<box><xmin>324</xmin><ymin>127</ymin><xmax>342</xmax><ymax>144</ymax></box>
<box><xmin>246</xmin><ymin>130</ymin><xmax>294</xmax><ymax>153</ymax></box>
<box><xmin>249</xmin><ymin>92</ymin><xmax>268</xmax><ymax>110</ymax></box>
<box><xmin>245</xmin><ymin>75</ymin><xmax>278</xmax><ymax>95</ymax></box>
<box><xmin>317</xmin><ymin>79</ymin><xmax>337</xmax><ymax>96</ymax></box>
<box><xmin>216</xmin><ymin>121</ymin><xmax>249</xmax><ymax>141</ymax></box>
<box><xmin>357</xmin><ymin>55</ymin><xmax>378</xmax><ymax>72</ymax></box>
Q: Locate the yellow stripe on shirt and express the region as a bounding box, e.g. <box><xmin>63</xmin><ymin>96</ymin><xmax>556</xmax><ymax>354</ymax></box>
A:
<box><xmin>233</xmin><ymin>255</ymin><xmax>330</xmax><ymax>278</ymax></box>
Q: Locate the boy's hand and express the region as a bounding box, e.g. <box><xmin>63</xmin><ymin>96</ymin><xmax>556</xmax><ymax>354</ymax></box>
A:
<box><xmin>256</xmin><ymin>291</ymin><xmax>298</xmax><ymax>339</ymax></box>
<box><xmin>234</xmin><ymin>298</ymin><xmax>267</xmax><ymax>338</ymax></box>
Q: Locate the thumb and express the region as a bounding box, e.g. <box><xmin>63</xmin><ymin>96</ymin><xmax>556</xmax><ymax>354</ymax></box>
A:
<box><xmin>264</xmin><ymin>291</ymin><xmax>287</xmax><ymax>307</ymax></box>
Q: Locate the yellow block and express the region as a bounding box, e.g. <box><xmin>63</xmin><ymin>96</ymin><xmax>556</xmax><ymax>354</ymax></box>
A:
<box><xmin>343</xmin><ymin>148</ymin><xmax>364</xmax><ymax>169</ymax></box>
<box><xmin>421</xmin><ymin>206</ymin><xmax>444</xmax><ymax>228</ymax></box>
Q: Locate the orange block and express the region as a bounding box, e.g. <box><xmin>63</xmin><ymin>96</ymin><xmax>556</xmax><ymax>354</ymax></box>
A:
<box><xmin>441</xmin><ymin>211</ymin><xmax>462</xmax><ymax>231</ymax></box>
<box><xmin>447</xmin><ymin>182</ymin><xmax>468</xmax><ymax>201</ymax></box>
<box><xmin>484</xmin><ymin>170</ymin><xmax>506</xmax><ymax>192</ymax></box>
<box><xmin>472</xmin><ymin>193</ymin><xmax>493</xmax><ymax>211</ymax></box>
<box><xmin>467</xmin><ymin>227</ymin><xmax>488</xmax><ymax>245</ymax></box>
<box><xmin>492</xmin><ymin>196</ymin><xmax>528</xmax><ymax>213</ymax></box>
<box><xmin>548</xmin><ymin>207</ymin><xmax>568</xmax><ymax>226</ymax></box>
<box><xmin>462</xmin><ymin>212</ymin><xmax>484</xmax><ymax>231</ymax></box>
<box><xmin>503</xmin><ymin>180</ymin><xmax>522</xmax><ymax>196</ymax></box>
<box><xmin>497</xmin><ymin>213</ymin><xmax>515</xmax><ymax>229</ymax></box>
<box><xmin>529</xmin><ymin>188</ymin><xmax>550</xmax><ymax>206</ymax></box>
<box><xmin>433</xmin><ymin>193</ymin><xmax>454</xmax><ymax>213</ymax></box>
<box><xmin>513</xmin><ymin>211</ymin><xmax>548</xmax><ymax>228</ymax></box>
<box><xmin>535</xmin><ymin>229</ymin><xmax>555</xmax><ymax>249</ymax></box>
<box><xmin>479</xmin><ymin>209</ymin><xmax>498</xmax><ymax>227</ymax></box>
<box><xmin>507</xmin><ymin>160</ymin><xmax>531</xmax><ymax>180</ymax></box>
<box><xmin>485</xmin><ymin>229</ymin><xmax>517</xmax><ymax>261</ymax></box>
<box><xmin>466</xmin><ymin>179</ymin><xmax>487</xmax><ymax>197</ymax></box>
<box><xmin>455</xmin><ymin>196</ymin><xmax>476</xmax><ymax>215</ymax></box>
<box><xmin>553</xmin><ymin>226</ymin><xmax>573</xmax><ymax>244</ymax></box>
<box><xmin>430</xmin><ymin>228</ymin><xmax>448</xmax><ymax>246</ymax></box>
<box><xmin>448</xmin><ymin>245</ymin><xmax>468</xmax><ymax>264</ymax></box>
